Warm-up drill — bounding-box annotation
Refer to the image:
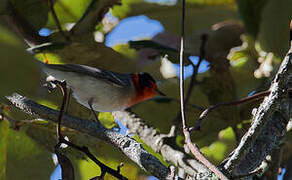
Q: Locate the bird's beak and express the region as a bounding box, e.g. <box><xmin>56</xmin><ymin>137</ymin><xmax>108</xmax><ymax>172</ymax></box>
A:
<box><xmin>156</xmin><ymin>89</ymin><xmax>166</xmax><ymax>96</ymax></box>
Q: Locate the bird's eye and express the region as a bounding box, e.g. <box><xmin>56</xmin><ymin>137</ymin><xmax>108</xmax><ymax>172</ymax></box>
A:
<box><xmin>138</xmin><ymin>73</ymin><xmax>155</xmax><ymax>89</ymax></box>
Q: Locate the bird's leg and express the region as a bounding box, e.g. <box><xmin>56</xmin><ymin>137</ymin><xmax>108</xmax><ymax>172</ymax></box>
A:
<box><xmin>88</xmin><ymin>98</ymin><xmax>99</xmax><ymax>122</ymax></box>
<box><xmin>42</xmin><ymin>82</ymin><xmax>57</xmax><ymax>93</ymax></box>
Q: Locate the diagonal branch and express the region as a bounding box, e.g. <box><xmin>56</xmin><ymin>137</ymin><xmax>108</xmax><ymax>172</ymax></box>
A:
<box><xmin>112</xmin><ymin>111</ymin><xmax>211</xmax><ymax>177</ymax></box>
<box><xmin>47</xmin><ymin>0</ymin><xmax>70</xmax><ymax>41</ymax></box>
<box><xmin>53</xmin><ymin>81</ymin><xmax>127</xmax><ymax>179</ymax></box>
<box><xmin>221</xmin><ymin>21</ymin><xmax>292</xmax><ymax>176</ymax></box>
<box><xmin>6</xmin><ymin>93</ymin><xmax>178</xmax><ymax>180</ymax></box>
<box><xmin>3</xmin><ymin>0</ymin><xmax>48</xmax><ymax>46</ymax></box>
<box><xmin>70</xmin><ymin>0</ymin><xmax>121</xmax><ymax>35</ymax></box>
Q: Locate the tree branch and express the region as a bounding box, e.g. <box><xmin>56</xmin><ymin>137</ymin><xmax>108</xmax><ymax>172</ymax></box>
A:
<box><xmin>112</xmin><ymin>111</ymin><xmax>211</xmax><ymax>178</ymax></box>
<box><xmin>178</xmin><ymin>0</ymin><xmax>228</xmax><ymax>179</ymax></box>
<box><xmin>221</xmin><ymin>23</ymin><xmax>292</xmax><ymax>176</ymax></box>
<box><xmin>47</xmin><ymin>0</ymin><xmax>70</xmax><ymax>41</ymax></box>
<box><xmin>6</xmin><ymin>93</ymin><xmax>177</xmax><ymax>180</ymax></box>
<box><xmin>191</xmin><ymin>90</ymin><xmax>271</xmax><ymax>131</ymax></box>
<box><xmin>70</xmin><ymin>0</ymin><xmax>120</xmax><ymax>35</ymax></box>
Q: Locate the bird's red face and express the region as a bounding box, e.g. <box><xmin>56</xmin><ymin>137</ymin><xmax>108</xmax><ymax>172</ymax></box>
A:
<box><xmin>130</xmin><ymin>73</ymin><xmax>162</xmax><ymax>106</ymax></box>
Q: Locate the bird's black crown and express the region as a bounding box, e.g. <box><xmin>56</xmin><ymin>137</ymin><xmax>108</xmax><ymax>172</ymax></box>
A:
<box><xmin>138</xmin><ymin>72</ymin><xmax>156</xmax><ymax>89</ymax></box>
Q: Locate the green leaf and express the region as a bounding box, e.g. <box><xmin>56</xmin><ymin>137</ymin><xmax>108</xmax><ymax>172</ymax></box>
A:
<box><xmin>98</xmin><ymin>112</ymin><xmax>116</xmax><ymax>129</ymax></box>
<box><xmin>218</xmin><ymin>127</ymin><xmax>236</xmax><ymax>141</ymax></box>
<box><xmin>0</xmin><ymin>26</ymin><xmax>40</xmax><ymax>99</ymax></box>
<box><xmin>46</xmin><ymin>0</ymin><xmax>92</xmax><ymax>28</ymax></box>
<box><xmin>0</xmin><ymin>122</ymin><xmax>54</xmax><ymax>180</ymax></box>
<box><xmin>0</xmin><ymin>120</ymin><xmax>8</xmax><ymax>180</ymax></box>
<box><xmin>77</xmin><ymin>157</ymin><xmax>138</xmax><ymax>180</ymax></box>
<box><xmin>257</xmin><ymin>0</ymin><xmax>292</xmax><ymax>58</ymax></box>
<box><xmin>200</xmin><ymin>126</ymin><xmax>237</xmax><ymax>164</ymax></box>
<box><xmin>11</xmin><ymin>0</ymin><xmax>49</xmax><ymax>30</ymax></box>
<box><xmin>133</xmin><ymin>135</ymin><xmax>168</xmax><ymax>167</ymax></box>
<box><xmin>236</xmin><ymin>0</ymin><xmax>268</xmax><ymax>38</ymax></box>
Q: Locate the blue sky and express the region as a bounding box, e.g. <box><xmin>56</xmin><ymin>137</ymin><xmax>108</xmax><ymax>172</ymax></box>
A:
<box><xmin>105</xmin><ymin>15</ymin><xmax>164</xmax><ymax>47</ymax></box>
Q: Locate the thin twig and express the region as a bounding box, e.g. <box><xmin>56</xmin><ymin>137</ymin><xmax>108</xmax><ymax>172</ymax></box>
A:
<box><xmin>231</xmin><ymin>168</ymin><xmax>263</xmax><ymax>179</ymax></box>
<box><xmin>48</xmin><ymin>0</ymin><xmax>70</xmax><ymax>41</ymax></box>
<box><xmin>222</xmin><ymin>20</ymin><xmax>292</xmax><ymax>175</ymax></box>
<box><xmin>191</xmin><ymin>90</ymin><xmax>270</xmax><ymax>131</ymax></box>
<box><xmin>70</xmin><ymin>0</ymin><xmax>120</xmax><ymax>35</ymax></box>
<box><xmin>6</xmin><ymin>93</ymin><xmax>171</xmax><ymax>179</ymax></box>
<box><xmin>55</xmin><ymin>80</ymin><xmax>67</xmax><ymax>139</ymax></box>
<box><xmin>53</xmin><ymin>80</ymin><xmax>128</xmax><ymax>180</ymax></box>
<box><xmin>184</xmin><ymin>34</ymin><xmax>208</xmax><ymax>104</ymax></box>
<box><xmin>191</xmin><ymin>88</ymin><xmax>292</xmax><ymax>131</ymax></box>
<box><xmin>179</xmin><ymin>0</ymin><xmax>187</xmax><ymax>130</ymax></box>
<box><xmin>172</xmin><ymin>33</ymin><xmax>208</xmax><ymax>128</ymax></box>
<box><xmin>59</xmin><ymin>138</ymin><xmax>127</xmax><ymax>180</ymax></box>
<box><xmin>178</xmin><ymin>1</ymin><xmax>228</xmax><ymax>179</ymax></box>
<box><xmin>113</xmin><ymin>111</ymin><xmax>210</xmax><ymax>176</ymax></box>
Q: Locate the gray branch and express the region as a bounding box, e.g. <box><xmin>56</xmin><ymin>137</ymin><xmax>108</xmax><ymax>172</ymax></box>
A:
<box><xmin>6</xmin><ymin>93</ymin><xmax>178</xmax><ymax>180</ymax></box>
<box><xmin>113</xmin><ymin>111</ymin><xmax>213</xmax><ymax>178</ymax></box>
<box><xmin>221</xmin><ymin>48</ymin><xmax>292</xmax><ymax>176</ymax></box>
<box><xmin>70</xmin><ymin>0</ymin><xmax>120</xmax><ymax>35</ymax></box>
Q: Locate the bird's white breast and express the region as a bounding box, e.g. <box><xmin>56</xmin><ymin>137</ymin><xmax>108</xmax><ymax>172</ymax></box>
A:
<box><xmin>44</xmin><ymin>68</ymin><xmax>135</xmax><ymax>112</ymax></box>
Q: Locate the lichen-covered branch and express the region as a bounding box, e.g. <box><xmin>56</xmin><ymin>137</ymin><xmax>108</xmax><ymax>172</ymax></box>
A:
<box><xmin>6</xmin><ymin>93</ymin><xmax>177</xmax><ymax>180</ymax></box>
<box><xmin>221</xmin><ymin>42</ymin><xmax>292</xmax><ymax>176</ymax></box>
<box><xmin>113</xmin><ymin>111</ymin><xmax>212</xmax><ymax>178</ymax></box>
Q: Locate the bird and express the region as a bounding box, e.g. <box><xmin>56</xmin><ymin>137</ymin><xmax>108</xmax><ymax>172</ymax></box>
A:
<box><xmin>37</xmin><ymin>61</ymin><xmax>165</xmax><ymax>112</ymax></box>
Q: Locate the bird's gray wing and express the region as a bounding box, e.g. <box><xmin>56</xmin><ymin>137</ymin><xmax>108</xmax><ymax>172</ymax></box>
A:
<box><xmin>44</xmin><ymin>63</ymin><xmax>132</xmax><ymax>87</ymax></box>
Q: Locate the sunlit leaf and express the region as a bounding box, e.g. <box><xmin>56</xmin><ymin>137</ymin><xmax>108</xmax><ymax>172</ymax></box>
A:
<box><xmin>0</xmin><ymin>120</ymin><xmax>8</xmax><ymax>180</ymax></box>
<box><xmin>46</xmin><ymin>0</ymin><xmax>91</xmax><ymax>28</ymax></box>
<box><xmin>1</xmin><ymin>125</ymin><xmax>54</xmax><ymax>180</ymax></box>
<box><xmin>98</xmin><ymin>112</ymin><xmax>116</xmax><ymax>129</ymax></box>
<box><xmin>77</xmin><ymin>157</ymin><xmax>138</xmax><ymax>180</ymax></box>
<box><xmin>218</xmin><ymin>127</ymin><xmax>236</xmax><ymax>141</ymax></box>
<box><xmin>133</xmin><ymin>135</ymin><xmax>168</xmax><ymax>167</ymax></box>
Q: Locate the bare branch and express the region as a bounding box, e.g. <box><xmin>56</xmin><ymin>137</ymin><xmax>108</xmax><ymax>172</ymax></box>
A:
<box><xmin>53</xmin><ymin>80</ymin><xmax>128</xmax><ymax>179</ymax></box>
<box><xmin>47</xmin><ymin>0</ymin><xmax>70</xmax><ymax>41</ymax></box>
<box><xmin>112</xmin><ymin>111</ymin><xmax>211</xmax><ymax>177</ymax></box>
<box><xmin>70</xmin><ymin>0</ymin><xmax>121</xmax><ymax>35</ymax></box>
<box><xmin>178</xmin><ymin>0</ymin><xmax>228</xmax><ymax>179</ymax></box>
<box><xmin>6</xmin><ymin>93</ymin><xmax>176</xmax><ymax>180</ymax></box>
<box><xmin>172</xmin><ymin>34</ymin><xmax>208</xmax><ymax>128</ymax></box>
<box><xmin>184</xmin><ymin>34</ymin><xmax>208</xmax><ymax>104</ymax></box>
<box><xmin>191</xmin><ymin>90</ymin><xmax>271</xmax><ymax>131</ymax></box>
<box><xmin>221</xmin><ymin>21</ymin><xmax>292</xmax><ymax>176</ymax></box>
